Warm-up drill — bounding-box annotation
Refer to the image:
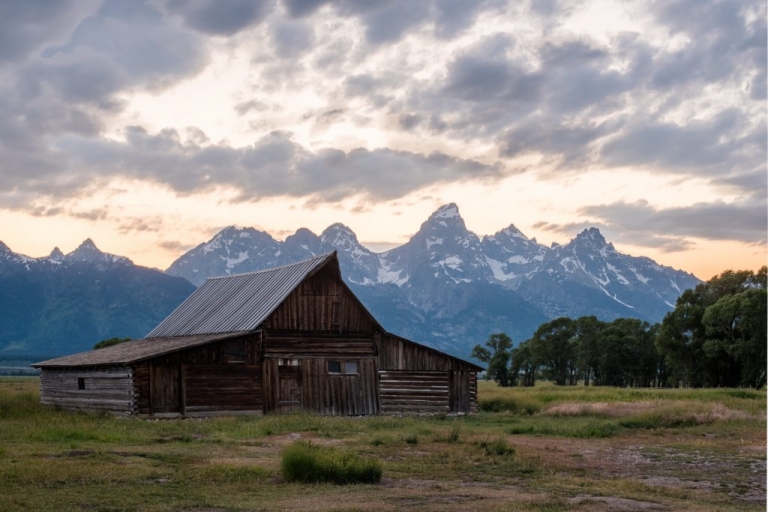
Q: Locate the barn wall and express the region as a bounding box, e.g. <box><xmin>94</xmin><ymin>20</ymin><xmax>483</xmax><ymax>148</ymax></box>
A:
<box><xmin>40</xmin><ymin>366</ymin><xmax>135</xmax><ymax>415</ymax></box>
<box><xmin>379</xmin><ymin>370</ymin><xmax>449</xmax><ymax>415</ymax></box>
<box><xmin>262</xmin><ymin>330</ymin><xmax>379</xmax><ymax>416</ymax></box>
<box><xmin>134</xmin><ymin>333</ymin><xmax>263</xmax><ymax>417</ymax></box>
<box><xmin>264</xmin><ymin>265</ymin><xmax>376</xmax><ymax>332</ymax></box>
<box><xmin>449</xmin><ymin>370</ymin><xmax>477</xmax><ymax>414</ymax></box>
<box><xmin>378</xmin><ymin>333</ymin><xmax>479</xmax><ymax>415</ymax></box>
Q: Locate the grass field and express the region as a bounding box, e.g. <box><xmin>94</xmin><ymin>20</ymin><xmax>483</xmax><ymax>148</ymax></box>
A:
<box><xmin>0</xmin><ymin>378</ymin><xmax>764</xmax><ymax>511</ymax></box>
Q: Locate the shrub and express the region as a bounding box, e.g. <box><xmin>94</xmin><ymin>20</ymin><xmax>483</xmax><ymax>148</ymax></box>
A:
<box><xmin>404</xmin><ymin>434</ymin><xmax>418</xmax><ymax>445</ymax></box>
<box><xmin>280</xmin><ymin>441</ymin><xmax>382</xmax><ymax>484</ymax></box>
<box><xmin>477</xmin><ymin>438</ymin><xmax>515</xmax><ymax>457</ymax></box>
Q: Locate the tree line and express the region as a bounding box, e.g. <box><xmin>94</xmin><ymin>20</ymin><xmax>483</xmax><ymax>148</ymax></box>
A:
<box><xmin>472</xmin><ymin>267</ymin><xmax>767</xmax><ymax>389</ymax></box>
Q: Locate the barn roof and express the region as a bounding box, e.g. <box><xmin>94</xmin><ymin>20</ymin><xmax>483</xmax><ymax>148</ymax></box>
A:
<box><xmin>32</xmin><ymin>331</ymin><xmax>249</xmax><ymax>368</ymax></box>
<box><xmin>147</xmin><ymin>252</ymin><xmax>340</xmax><ymax>338</ymax></box>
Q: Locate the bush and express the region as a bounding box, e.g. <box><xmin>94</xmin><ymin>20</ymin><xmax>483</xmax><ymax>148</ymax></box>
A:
<box><xmin>477</xmin><ymin>438</ymin><xmax>515</xmax><ymax>457</ymax></box>
<box><xmin>280</xmin><ymin>441</ymin><xmax>382</xmax><ymax>484</ymax></box>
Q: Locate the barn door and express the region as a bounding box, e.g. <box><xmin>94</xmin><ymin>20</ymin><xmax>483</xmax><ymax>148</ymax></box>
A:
<box><xmin>151</xmin><ymin>364</ymin><xmax>180</xmax><ymax>414</ymax></box>
<box><xmin>277</xmin><ymin>360</ymin><xmax>302</xmax><ymax>413</ymax></box>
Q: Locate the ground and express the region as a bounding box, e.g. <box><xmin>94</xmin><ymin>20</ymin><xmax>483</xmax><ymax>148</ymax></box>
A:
<box><xmin>0</xmin><ymin>378</ymin><xmax>764</xmax><ymax>511</ymax></box>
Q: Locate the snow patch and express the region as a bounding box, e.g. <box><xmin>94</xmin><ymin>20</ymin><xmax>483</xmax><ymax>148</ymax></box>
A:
<box><xmin>426</xmin><ymin>237</ymin><xmax>443</xmax><ymax>250</ymax></box>
<box><xmin>628</xmin><ymin>266</ymin><xmax>650</xmax><ymax>284</ymax></box>
<box><xmin>485</xmin><ymin>256</ymin><xmax>516</xmax><ymax>281</ymax></box>
<box><xmin>433</xmin><ymin>204</ymin><xmax>459</xmax><ymax>219</ymax></box>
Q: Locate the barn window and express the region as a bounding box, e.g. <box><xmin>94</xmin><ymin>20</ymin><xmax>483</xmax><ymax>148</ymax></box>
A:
<box><xmin>77</xmin><ymin>378</ymin><xmax>85</xmax><ymax>390</ymax></box>
<box><xmin>327</xmin><ymin>360</ymin><xmax>358</xmax><ymax>375</ymax></box>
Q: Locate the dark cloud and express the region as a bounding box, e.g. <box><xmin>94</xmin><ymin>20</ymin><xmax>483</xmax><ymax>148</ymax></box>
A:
<box><xmin>0</xmin><ymin>0</ymin><xmax>101</xmax><ymax>65</ymax></box>
<box><xmin>154</xmin><ymin>0</ymin><xmax>274</xmax><ymax>35</ymax></box>
<box><xmin>601</xmin><ymin>108</ymin><xmax>765</xmax><ymax>176</ymax></box>
<box><xmin>283</xmin><ymin>0</ymin><xmax>329</xmax><ymax>18</ymax></box>
<box><xmin>40</xmin><ymin>130</ymin><xmax>504</xmax><ymax>205</ymax></box>
<box><xmin>579</xmin><ymin>199</ymin><xmax>768</xmax><ymax>246</ymax></box>
<box><xmin>45</xmin><ymin>0</ymin><xmax>206</xmax><ymax>86</ymax></box>
<box><xmin>399</xmin><ymin>113</ymin><xmax>422</xmax><ymax>130</ymax></box>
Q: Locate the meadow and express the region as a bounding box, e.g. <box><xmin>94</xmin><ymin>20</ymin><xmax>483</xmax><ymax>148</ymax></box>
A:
<box><xmin>0</xmin><ymin>378</ymin><xmax>764</xmax><ymax>511</ymax></box>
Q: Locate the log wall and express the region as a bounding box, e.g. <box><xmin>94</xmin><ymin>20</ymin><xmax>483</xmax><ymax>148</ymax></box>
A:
<box><xmin>39</xmin><ymin>366</ymin><xmax>135</xmax><ymax>415</ymax></box>
<box><xmin>379</xmin><ymin>370</ymin><xmax>449</xmax><ymax>415</ymax></box>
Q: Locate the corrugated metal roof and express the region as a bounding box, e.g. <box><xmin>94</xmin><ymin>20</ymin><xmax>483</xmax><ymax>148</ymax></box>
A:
<box><xmin>33</xmin><ymin>332</ymin><xmax>250</xmax><ymax>367</ymax></box>
<box><xmin>146</xmin><ymin>252</ymin><xmax>337</xmax><ymax>338</ymax></box>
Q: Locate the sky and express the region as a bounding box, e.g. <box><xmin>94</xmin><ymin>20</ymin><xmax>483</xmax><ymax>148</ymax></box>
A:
<box><xmin>0</xmin><ymin>0</ymin><xmax>765</xmax><ymax>280</ymax></box>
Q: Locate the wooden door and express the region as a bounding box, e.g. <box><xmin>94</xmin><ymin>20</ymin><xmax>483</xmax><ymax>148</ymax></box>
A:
<box><xmin>151</xmin><ymin>364</ymin><xmax>180</xmax><ymax>414</ymax></box>
<box><xmin>277</xmin><ymin>364</ymin><xmax>302</xmax><ymax>413</ymax></box>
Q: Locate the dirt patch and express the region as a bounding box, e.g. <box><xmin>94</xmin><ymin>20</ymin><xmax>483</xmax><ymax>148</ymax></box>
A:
<box><xmin>568</xmin><ymin>494</ymin><xmax>666</xmax><ymax>511</ymax></box>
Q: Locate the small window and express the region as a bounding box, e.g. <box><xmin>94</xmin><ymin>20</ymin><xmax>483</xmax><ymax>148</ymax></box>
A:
<box><xmin>344</xmin><ymin>361</ymin><xmax>358</xmax><ymax>374</ymax></box>
<box><xmin>77</xmin><ymin>378</ymin><xmax>85</xmax><ymax>390</ymax></box>
<box><xmin>328</xmin><ymin>361</ymin><xmax>341</xmax><ymax>373</ymax></box>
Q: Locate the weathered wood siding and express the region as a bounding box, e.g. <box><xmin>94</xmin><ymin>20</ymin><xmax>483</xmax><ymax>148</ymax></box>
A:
<box><xmin>378</xmin><ymin>333</ymin><xmax>479</xmax><ymax>415</ymax></box>
<box><xmin>378</xmin><ymin>333</ymin><xmax>477</xmax><ymax>372</ymax></box>
<box><xmin>134</xmin><ymin>333</ymin><xmax>263</xmax><ymax>416</ymax></box>
<box><xmin>449</xmin><ymin>370</ymin><xmax>477</xmax><ymax>413</ymax></box>
<box><xmin>40</xmin><ymin>366</ymin><xmax>135</xmax><ymax>415</ymax></box>
<box><xmin>379</xmin><ymin>370</ymin><xmax>449</xmax><ymax>415</ymax></box>
<box><xmin>264</xmin><ymin>265</ymin><xmax>377</xmax><ymax>332</ymax></box>
<box><xmin>262</xmin><ymin>357</ymin><xmax>379</xmax><ymax>416</ymax></box>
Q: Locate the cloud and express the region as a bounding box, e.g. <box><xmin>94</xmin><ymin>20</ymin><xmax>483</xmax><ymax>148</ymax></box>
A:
<box><xmin>0</xmin><ymin>0</ymin><xmax>101</xmax><ymax>65</ymax></box>
<box><xmin>37</xmin><ymin>130</ymin><xmax>504</xmax><ymax>205</ymax></box>
<box><xmin>578</xmin><ymin>199</ymin><xmax>768</xmax><ymax>246</ymax></box>
<box><xmin>153</xmin><ymin>0</ymin><xmax>274</xmax><ymax>35</ymax></box>
<box><xmin>270</xmin><ymin>18</ymin><xmax>315</xmax><ymax>58</ymax></box>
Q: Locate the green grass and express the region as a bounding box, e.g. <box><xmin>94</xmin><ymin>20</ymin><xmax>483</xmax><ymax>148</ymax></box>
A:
<box><xmin>281</xmin><ymin>440</ymin><xmax>383</xmax><ymax>484</ymax></box>
<box><xmin>0</xmin><ymin>378</ymin><xmax>764</xmax><ymax>511</ymax></box>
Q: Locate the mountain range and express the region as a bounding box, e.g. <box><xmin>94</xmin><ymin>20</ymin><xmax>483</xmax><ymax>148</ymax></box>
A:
<box><xmin>166</xmin><ymin>204</ymin><xmax>700</xmax><ymax>355</ymax></box>
<box><xmin>0</xmin><ymin>204</ymin><xmax>700</xmax><ymax>357</ymax></box>
<box><xmin>0</xmin><ymin>240</ymin><xmax>194</xmax><ymax>356</ymax></box>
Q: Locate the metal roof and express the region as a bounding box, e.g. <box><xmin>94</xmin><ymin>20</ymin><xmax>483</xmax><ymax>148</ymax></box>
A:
<box><xmin>146</xmin><ymin>252</ymin><xmax>337</xmax><ymax>338</ymax></box>
<box><xmin>33</xmin><ymin>331</ymin><xmax>250</xmax><ymax>368</ymax></box>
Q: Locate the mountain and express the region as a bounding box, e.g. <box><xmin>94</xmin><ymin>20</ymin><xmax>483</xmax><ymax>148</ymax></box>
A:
<box><xmin>0</xmin><ymin>240</ymin><xmax>195</xmax><ymax>356</ymax></box>
<box><xmin>166</xmin><ymin>204</ymin><xmax>700</xmax><ymax>356</ymax></box>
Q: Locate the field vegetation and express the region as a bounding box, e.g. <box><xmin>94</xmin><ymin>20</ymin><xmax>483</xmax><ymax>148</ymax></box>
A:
<box><xmin>0</xmin><ymin>377</ymin><xmax>764</xmax><ymax>511</ymax></box>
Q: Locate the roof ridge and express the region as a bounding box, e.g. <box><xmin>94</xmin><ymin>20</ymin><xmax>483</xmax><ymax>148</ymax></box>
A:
<box><xmin>205</xmin><ymin>251</ymin><xmax>336</xmax><ymax>280</ymax></box>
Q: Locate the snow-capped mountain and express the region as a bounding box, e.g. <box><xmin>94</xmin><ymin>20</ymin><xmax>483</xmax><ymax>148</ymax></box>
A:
<box><xmin>165</xmin><ymin>203</ymin><xmax>700</xmax><ymax>354</ymax></box>
<box><xmin>0</xmin><ymin>239</ymin><xmax>194</xmax><ymax>356</ymax></box>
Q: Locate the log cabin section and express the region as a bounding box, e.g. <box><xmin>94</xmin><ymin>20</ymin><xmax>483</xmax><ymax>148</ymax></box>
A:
<box><xmin>33</xmin><ymin>252</ymin><xmax>482</xmax><ymax>417</ymax></box>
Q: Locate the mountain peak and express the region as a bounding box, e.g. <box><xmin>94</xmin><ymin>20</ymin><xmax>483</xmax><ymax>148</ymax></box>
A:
<box><xmin>49</xmin><ymin>247</ymin><xmax>64</xmax><ymax>259</ymax></box>
<box><xmin>321</xmin><ymin>223</ymin><xmax>361</xmax><ymax>248</ymax></box>
<box><xmin>0</xmin><ymin>241</ymin><xmax>10</xmax><ymax>253</ymax></box>
<box><xmin>430</xmin><ymin>203</ymin><xmax>461</xmax><ymax>220</ymax></box>
<box><xmin>66</xmin><ymin>239</ymin><xmax>107</xmax><ymax>262</ymax></box>
<box><xmin>575</xmin><ymin>227</ymin><xmax>607</xmax><ymax>246</ymax></box>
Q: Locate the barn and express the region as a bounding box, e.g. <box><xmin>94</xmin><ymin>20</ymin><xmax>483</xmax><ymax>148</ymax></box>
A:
<box><xmin>33</xmin><ymin>252</ymin><xmax>481</xmax><ymax>417</ymax></box>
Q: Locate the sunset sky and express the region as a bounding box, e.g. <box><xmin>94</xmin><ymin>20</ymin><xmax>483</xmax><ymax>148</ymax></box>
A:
<box><xmin>0</xmin><ymin>0</ymin><xmax>765</xmax><ymax>280</ymax></box>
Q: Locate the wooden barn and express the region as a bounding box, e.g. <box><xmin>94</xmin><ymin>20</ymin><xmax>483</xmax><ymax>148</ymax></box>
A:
<box><xmin>33</xmin><ymin>252</ymin><xmax>481</xmax><ymax>417</ymax></box>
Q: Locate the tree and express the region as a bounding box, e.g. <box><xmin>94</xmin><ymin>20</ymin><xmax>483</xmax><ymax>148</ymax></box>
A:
<box><xmin>471</xmin><ymin>333</ymin><xmax>513</xmax><ymax>387</ymax></box>
<box><xmin>574</xmin><ymin>316</ymin><xmax>604</xmax><ymax>386</ymax></box>
<box><xmin>529</xmin><ymin>317</ymin><xmax>577</xmax><ymax>386</ymax></box>
<box><xmin>702</xmin><ymin>288</ymin><xmax>767</xmax><ymax>388</ymax></box>
<box><xmin>657</xmin><ymin>267</ymin><xmax>767</xmax><ymax>388</ymax></box>
<box><xmin>93</xmin><ymin>337</ymin><xmax>131</xmax><ymax>350</ymax></box>
<box><xmin>510</xmin><ymin>340</ymin><xmax>536</xmax><ymax>387</ymax></box>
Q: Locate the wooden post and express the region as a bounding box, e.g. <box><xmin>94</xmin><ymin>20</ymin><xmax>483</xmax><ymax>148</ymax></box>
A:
<box><xmin>148</xmin><ymin>361</ymin><xmax>154</xmax><ymax>416</ymax></box>
<box><xmin>179</xmin><ymin>364</ymin><xmax>187</xmax><ymax>416</ymax></box>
